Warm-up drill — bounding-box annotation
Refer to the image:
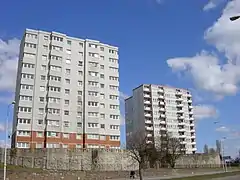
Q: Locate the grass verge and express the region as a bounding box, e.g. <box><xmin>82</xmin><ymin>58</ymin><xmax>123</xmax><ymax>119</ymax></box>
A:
<box><xmin>168</xmin><ymin>171</ymin><xmax>240</xmax><ymax>180</ymax></box>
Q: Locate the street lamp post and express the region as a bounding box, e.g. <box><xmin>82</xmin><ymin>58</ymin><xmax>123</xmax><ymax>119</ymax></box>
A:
<box><xmin>3</xmin><ymin>101</ymin><xmax>15</xmax><ymax>180</ymax></box>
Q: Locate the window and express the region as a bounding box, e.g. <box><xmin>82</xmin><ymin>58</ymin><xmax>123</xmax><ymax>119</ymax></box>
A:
<box><xmin>87</xmin><ymin>134</ymin><xmax>99</xmax><ymax>140</ymax></box>
<box><xmin>26</xmin><ymin>33</ymin><xmax>37</xmax><ymax>39</ymax></box>
<box><xmin>40</xmin><ymin>75</ymin><xmax>46</xmax><ymax>80</ymax></box>
<box><xmin>77</xmin><ymin>101</ymin><xmax>82</xmax><ymax>106</ymax></box>
<box><xmin>100</xmin><ymin>65</ymin><xmax>104</xmax><ymax>69</ymax></box>
<box><xmin>52</xmin><ymin>36</ymin><xmax>63</xmax><ymax>42</ymax></box>
<box><xmin>78</xmin><ymin>81</ymin><xmax>82</xmax><ymax>86</ymax></box>
<box><xmin>110</xmin><ymin>115</ymin><xmax>119</xmax><ymax>120</ymax></box>
<box><xmin>89</xmin><ymin>52</ymin><xmax>99</xmax><ymax>57</ymax></box>
<box><xmin>17</xmin><ymin>142</ymin><xmax>29</xmax><ymax>148</ymax></box>
<box><xmin>21</xmin><ymin>73</ymin><xmax>34</xmax><ymax>79</ymax></box>
<box><xmin>100</xmin><ymin>93</ymin><xmax>105</xmax><ymax>99</ymax></box>
<box><xmin>109</xmin><ymin>85</ymin><xmax>118</xmax><ymax>90</ymax></box>
<box><xmin>100</xmin><ymin>124</ymin><xmax>105</xmax><ymax>129</ymax></box>
<box><xmin>64</xmin><ymin>110</ymin><xmax>69</xmax><ymax>115</ymax></box>
<box><xmin>43</xmin><ymin>45</ymin><xmax>48</xmax><ymax>50</ymax></box>
<box><xmin>18</xmin><ymin>118</ymin><xmax>30</xmax><ymax>124</ymax></box>
<box><xmin>22</xmin><ymin>63</ymin><xmax>35</xmax><ymax>68</ymax></box>
<box><xmin>47</xmin><ymin>119</ymin><xmax>60</xmax><ymax>126</ymax></box>
<box><xmin>89</xmin><ymin>43</ymin><xmax>97</xmax><ymax>48</ymax></box>
<box><xmin>24</xmin><ymin>43</ymin><xmax>36</xmax><ymax>48</ymax></box>
<box><xmin>100</xmin><ymin>114</ymin><xmax>105</xmax><ymax>118</ymax></box>
<box><xmin>47</xmin><ymin>131</ymin><xmax>59</xmax><ymax>137</ymax></box>
<box><xmin>88</xmin><ymin>101</ymin><xmax>98</xmax><ymax>107</ymax></box>
<box><xmin>110</xmin><ymin>95</ymin><xmax>118</xmax><ymax>100</ymax></box>
<box><xmin>77</xmin><ymin>112</ymin><xmax>82</xmax><ymax>117</ymax></box>
<box><xmin>41</xmin><ymin>65</ymin><xmax>46</xmax><ymax>70</ymax></box>
<box><xmin>100</xmin><ymin>47</ymin><xmax>104</xmax><ymax>51</ymax></box>
<box><xmin>66</xmin><ymin>59</ymin><xmax>71</xmax><ymax>64</ymax></box>
<box><xmin>110</xmin><ymin>125</ymin><xmax>119</xmax><ymax>130</ymax></box>
<box><xmin>38</xmin><ymin>108</ymin><xmax>44</xmax><ymax>114</ymax></box>
<box><xmin>76</xmin><ymin>134</ymin><xmax>81</xmax><ymax>139</ymax></box>
<box><xmin>109</xmin><ymin>49</ymin><xmax>117</xmax><ymax>54</ymax></box>
<box><xmin>50</xmin><ymin>65</ymin><xmax>61</xmax><ymax>72</ymax></box>
<box><xmin>63</xmin><ymin>133</ymin><xmax>69</xmax><ymax>139</ymax></box>
<box><xmin>51</xmin><ymin>45</ymin><xmax>62</xmax><ymax>51</ymax></box>
<box><xmin>49</xmin><ymin>75</ymin><xmax>61</xmax><ymax>82</ymax></box>
<box><xmin>78</xmin><ymin>61</ymin><xmax>83</xmax><ymax>66</ymax></box>
<box><xmin>100</xmin><ymin>103</ymin><xmax>105</xmax><ymax>108</ymax></box>
<box><xmin>20</xmin><ymin>95</ymin><xmax>32</xmax><ymax>101</ymax></box>
<box><xmin>50</xmin><ymin>55</ymin><xmax>62</xmax><ymax>60</ymax></box>
<box><xmin>44</xmin><ymin>36</ymin><xmax>48</xmax><ymax>40</ymax></box>
<box><xmin>89</xmin><ymin>62</ymin><xmax>98</xmax><ymax>67</ymax></box>
<box><xmin>38</xmin><ymin>119</ymin><xmax>43</xmax><ymax>125</ymax></box>
<box><xmin>66</xmin><ymin>69</ymin><xmax>71</xmax><ymax>74</ymax></box>
<box><xmin>88</xmin><ymin>91</ymin><xmax>98</xmax><ymax>96</ymax></box>
<box><xmin>88</xmin><ymin>81</ymin><xmax>98</xmax><ymax>87</ymax></box>
<box><xmin>64</xmin><ymin>121</ymin><xmax>70</xmax><ymax>127</ymax></box>
<box><xmin>88</xmin><ymin>123</ymin><xmax>98</xmax><ymax>128</ymax></box>
<box><xmin>17</xmin><ymin>130</ymin><xmax>30</xmax><ymax>136</ymax></box>
<box><xmin>89</xmin><ymin>71</ymin><xmax>98</xmax><ymax>77</ymax></box>
<box><xmin>88</xmin><ymin>112</ymin><xmax>98</xmax><ymax>117</ymax></box>
<box><xmin>109</xmin><ymin>76</ymin><xmax>119</xmax><ymax>81</ymax></box>
<box><xmin>48</xmin><ymin>86</ymin><xmax>61</xmax><ymax>92</ymax></box>
<box><xmin>39</xmin><ymin>97</ymin><xmax>44</xmax><ymax>102</ymax></box>
<box><xmin>100</xmin><ymin>84</ymin><xmax>104</xmax><ymax>88</ymax></box>
<box><xmin>79</xmin><ymin>42</ymin><xmax>83</xmax><ymax>47</ymax></box>
<box><xmin>78</xmin><ymin>71</ymin><xmax>83</xmax><ymax>75</ymax></box>
<box><xmin>67</xmin><ymin>40</ymin><xmax>71</xmax><ymax>45</ymax></box>
<box><xmin>110</xmin><ymin>104</ymin><xmax>119</xmax><ymax>110</ymax></box>
<box><xmin>64</xmin><ymin>100</ymin><xmax>69</xmax><ymax>105</ymax></box>
<box><xmin>109</xmin><ymin>66</ymin><xmax>118</xmax><ymax>72</ymax></box>
<box><xmin>110</xmin><ymin>135</ymin><xmax>120</xmax><ymax>141</ymax></box>
<box><xmin>100</xmin><ymin>74</ymin><xmax>104</xmax><ymax>79</ymax></box>
<box><xmin>18</xmin><ymin>107</ymin><xmax>31</xmax><ymax>113</ymax></box>
<box><xmin>109</xmin><ymin>58</ymin><xmax>118</xmax><ymax>63</ymax></box>
<box><xmin>100</xmin><ymin>56</ymin><xmax>104</xmax><ymax>60</ymax></box>
<box><xmin>37</xmin><ymin>132</ymin><xmax>43</xmax><ymax>137</ymax></box>
<box><xmin>42</xmin><ymin>55</ymin><xmax>47</xmax><ymax>61</ymax></box>
<box><xmin>65</xmin><ymin>79</ymin><xmax>70</xmax><ymax>84</ymax></box>
<box><xmin>78</xmin><ymin>91</ymin><xmax>82</xmax><ymax>95</ymax></box>
<box><xmin>48</xmin><ymin>97</ymin><xmax>60</xmax><ymax>103</ymax></box>
<box><xmin>65</xmin><ymin>89</ymin><xmax>70</xmax><ymax>94</ymax></box>
<box><xmin>24</xmin><ymin>53</ymin><xmax>35</xmax><ymax>58</ymax></box>
<box><xmin>77</xmin><ymin>122</ymin><xmax>82</xmax><ymax>128</ymax></box>
<box><xmin>47</xmin><ymin>108</ymin><xmax>60</xmax><ymax>115</ymax></box>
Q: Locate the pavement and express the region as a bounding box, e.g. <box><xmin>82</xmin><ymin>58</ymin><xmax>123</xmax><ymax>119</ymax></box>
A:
<box><xmin>113</xmin><ymin>170</ymin><xmax>240</xmax><ymax>180</ymax></box>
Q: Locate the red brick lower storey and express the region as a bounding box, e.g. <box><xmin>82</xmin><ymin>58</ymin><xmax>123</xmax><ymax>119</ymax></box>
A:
<box><xmin>13</xmin><ymin>131</ymin><xmax>120</xmax><ymax>149</ymax></box>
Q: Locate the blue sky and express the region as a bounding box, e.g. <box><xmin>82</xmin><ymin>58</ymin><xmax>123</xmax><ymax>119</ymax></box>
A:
<box><xmin>0</xmin><ymin>0</ymin><xmax>240</xmax><ymax>156</ymax></box>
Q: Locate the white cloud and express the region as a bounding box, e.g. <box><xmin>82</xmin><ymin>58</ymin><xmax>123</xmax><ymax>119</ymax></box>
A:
<box><xmin>216</xmin><ymin>126</ymin><xmax>230</xmax><ymax>132</ymax></box>
<box><xmin>0</xmin><ymin>123</ymin><xmax>5</xmax><ymax>132</ymax></box>
<box><xmin>194</xmin><ymin>105</ymin><xmax>217</xmax><ymax>119</ymax></box>
<box><xmin>167</xmin><ymin>0</ymin><xmax>240</xmax><ymax>98</ymax></box>
<box><xmin>203</xmin><ymin>0</ymin><xmax>226</xmax><ymax>11</ymax></box>
<box><xmin>119</xmin><ymin>91</ymin><xmax>130</xmax><ymax>102</ymax></box>
<box><xmin>0</xmin><ymin>38</ymin><xmax>20</xmax><ymax>92</ymax></box>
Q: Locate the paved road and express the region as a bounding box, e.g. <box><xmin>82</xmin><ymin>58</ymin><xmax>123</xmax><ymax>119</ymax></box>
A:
<box><xmin>213</xmin><ymin>175</ymin><xmax>240</xmax><ymax>180</ymax></box>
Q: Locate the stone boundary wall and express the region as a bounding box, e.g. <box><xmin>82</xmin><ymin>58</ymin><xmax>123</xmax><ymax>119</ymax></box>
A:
<box><xmin>0</xmin><ymin>148</ymin><xmax>221</xmax><ymax>171</ymax></box>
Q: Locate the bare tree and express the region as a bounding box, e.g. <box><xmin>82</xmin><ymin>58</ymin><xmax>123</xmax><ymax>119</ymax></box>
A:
<box><xmin>127</xmin><ymin>130</ymin><xmax>152</xmax><ymax>180</ymax></box>
<box><xmin>153</xmin><ymin>132</ymin><xmax>185</xmax><ymax>169</ymax></box>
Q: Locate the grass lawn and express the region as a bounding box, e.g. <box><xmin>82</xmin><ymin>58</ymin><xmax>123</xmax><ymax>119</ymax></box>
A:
<box><xmin>168</xmin><ymin>171</ymin><xmax>240</xmax><ymax>180</ymax></box>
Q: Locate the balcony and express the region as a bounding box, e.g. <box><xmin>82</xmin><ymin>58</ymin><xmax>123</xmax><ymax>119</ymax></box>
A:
<box><xmin>178</xmin><ymin>122</ymin><xmax>185</xmax><ymax>126</ymax></box>
<box><xmin>179</xmin><ymin>134</ymin><xmax>186</xmax><ymax>138</ymax></box>
<box><xmin>160</xmin><ymin>114</ymin><xmax>166</xmax><ymax>118</ymax></box>
<box><xmin>178</xmin><ymin>129</ymin><xmax>186</xmax><ymax>133</ymax></box>
<box><xmin>159</xmin><ymin>108</ymin><xmax>165</xmax><ymax>112</ymax></box>
<box><xmin>144</xmin><ymin>106</ymin><xmax>152</xmax><ymax>111</ymax></box>
<box><xmin>180</xmin><ymin>141</ymin><xmax>187</xmax><ymax>144</ymax></box>
<box><xmin>144</xmin><ymin>100</ymin><xmax>151</xmax><ymax>104</ymax></box>
<box><xmin>190</xmin><ymin>123</ymin><xmax>194</xmax><ymax>127</ymax></box>
<box><xmin>187</xmin><ymin>93</ymin><xmax>192</xmax><ymax>97</ymax></box>
<box><xmin>159</xmin><ymin>101</ymin><xmax>165</xmax><ymax>105</ymax></box>
<box><xmin>191</xmin><ymin>135</ymin><xmax>196</xmax><ymax>138</ymax></box>
<box><xmin>143</xmin><ymin>87</ymin><xmax>150</xmax><ymax>92</ymax></box>
<box><xmin>190</xmin><ymin>129</ymin><xmax>195</xmax><ymax>132</ymax></box>
<box><xmin>192</xmin><ymin>147</ymin><xmax>197</xmax><ymax>151</ymax></box>
<box><xmin>144</xmin><ymin>94</ymin><xmax>151</xmax><ymax>98</ymax></box>
<box><xmin>176</xmin><ymin>98</ymin><xmax>183</xmax><ymax>101</ymax></box>
<box><xmin>145</xmin><ymin>120</ymin><xmax>152</xmax><ymax>124</ymax></box>
<box><xmin>176</xmin><ymin>91</ymin><xmax>182</xmax><ymax>95</ymax></box>
<box><xmin>189</xmin><ymin>105</ymin><xmax>193</xmax><ymax>109</ymax></box>
<box><xmin>191</xmin><ymin>142</ymin><xmax>196</xmax><ymax>145</ymax></box>
<box><xmin>160</xmin><ymin>127</ymin><xmax>167</xmax><ymax>131</ymax></box>
<box><xmin>178</xmin><ymin>116</ymin><xmax>184</xmax><ymax>120</ymax></box>
<box><xmin>177</xmin><ymin>104</ymin><xmax>183</xmax><ymax>107</ymax></box>
<box><xmin>158</xmin><ymin>88</ymin><xmax>164</xmax><ymax>93</ymax></box>
<box><xmin>189</xmin><ymin>117</ymin><xmax>194</xmax><ymax>120</ymax></box>
<box><xmin>160</xmin><ymin>121</ymin><xmax>166</xmax><ymax>124</ymax></box>
<box><xmin>145</xmin><ymin>126</ymin><xmax>153</xmax><ymax>131</ymax></box>
<box><xmin>147</xmin><ymin>134</ymin><xmax>152</xmax><ymax>137</ymax></box>
<box><xmin>145</xmin><ymin>113</ymin><xmax>152</xmax><ymax>117</ymax></box>
<box><xmin>159</xmin><ymin>95</ymin><xmax>164</xmax><ymax>99</ymax></box>
<box><xmin>177</xmin><ymin>109</ymin><xmax>184</xmax><ymax>113</ymax></box>
<box><xmin>188</xmin><ymin>99</ymin><xmax>192</xmax><ymax>103</ymax></box>
<box><xmin>146</xmin><ymin>140</ymin><xmax>153</xmax><ymax>144</ymax></box>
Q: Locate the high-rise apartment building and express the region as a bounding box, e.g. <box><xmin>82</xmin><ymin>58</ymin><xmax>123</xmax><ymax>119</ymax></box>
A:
<box><xmin>125</xmin><ymin>84</ymin><xmax>196</xmax><ymax>154</ymax></box>
<box><xmin>12</xmin><ymin>29</ymin><xmax>120</xmax><ymax>149</ymax></box>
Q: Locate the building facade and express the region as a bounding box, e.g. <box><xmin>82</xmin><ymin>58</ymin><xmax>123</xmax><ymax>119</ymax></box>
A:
<box><xmin>12</xmin><ymin>29</ymin><xmax>120</xmax><ymax>149</ymax></box>
<box><xmin>125</xmin><ymin>84</ymin><xmax>196</xmax><ymax>154</ymax></box>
